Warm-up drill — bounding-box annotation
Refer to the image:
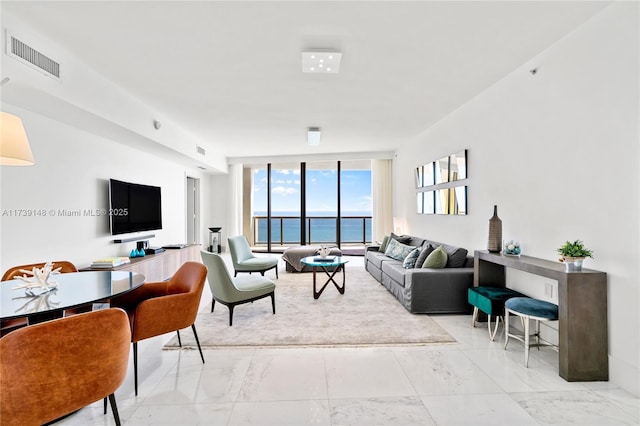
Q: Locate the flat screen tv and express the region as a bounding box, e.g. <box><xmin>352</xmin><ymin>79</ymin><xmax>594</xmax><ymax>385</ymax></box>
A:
<box><xmin>109</xmin><ymin>179</ymin><xmax>162</xmax><ymax>235</ymax></box>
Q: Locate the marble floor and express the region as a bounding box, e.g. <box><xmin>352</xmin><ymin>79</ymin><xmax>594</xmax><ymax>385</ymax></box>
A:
<box><xmin>59</xmin><ymin>259</ymin><xmax>638</xmax><ymax>426</ymax></box>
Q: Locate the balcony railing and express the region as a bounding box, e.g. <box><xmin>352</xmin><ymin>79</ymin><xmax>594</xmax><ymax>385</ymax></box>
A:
<box><xmin>252</xmin><ymin>215</ymin><xmax>372</xmax><ymax>246</ymax></box>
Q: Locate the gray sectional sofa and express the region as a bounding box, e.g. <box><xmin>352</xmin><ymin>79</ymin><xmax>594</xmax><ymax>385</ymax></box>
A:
<box><xmin>364</xmin><ymin>235</ymin><xmax>474</xmax><ymax>314</ymax></box>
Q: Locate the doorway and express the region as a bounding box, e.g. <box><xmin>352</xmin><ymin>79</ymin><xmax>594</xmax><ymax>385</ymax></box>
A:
<box><xmin>186</xmin><ymin>176</ymin><xmax>200</xmax><ymax>244</ymax></box>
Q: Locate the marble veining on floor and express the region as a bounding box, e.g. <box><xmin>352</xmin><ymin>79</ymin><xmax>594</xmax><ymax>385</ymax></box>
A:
<box><xmin>56</xmin><ymin>258</ymin><xmax>639</xmax><ymax>425</ymax></box>
<box><xmin>56</xmin><ymin>313</ymin><xmax>639</xmax><ymax>426</ymax></box>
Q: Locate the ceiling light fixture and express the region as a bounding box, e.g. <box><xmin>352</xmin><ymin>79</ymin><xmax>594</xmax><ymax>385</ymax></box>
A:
<box><xmin>301</xmin><ymin>50</ymin><xmax>342</xmax><ymax>74</ymax></box>
<box><xmin>307</xmin><ymin>127</ymin><xmax>321</xmax><ymax>146</ymax></box>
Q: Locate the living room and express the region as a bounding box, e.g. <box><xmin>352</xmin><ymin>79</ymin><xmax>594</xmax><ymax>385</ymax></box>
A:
<box><xmin>0</xmin><ymin>1</ymin><xmax>638</xmax><ymax>424</ymax></box>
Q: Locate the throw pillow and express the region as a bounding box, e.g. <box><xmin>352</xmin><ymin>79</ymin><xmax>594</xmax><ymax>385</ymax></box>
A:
<box><xmin>390</xmin><ymin>232</ymin><xmax>412</xmax><ymax>245</ymax></box>
<box><xmin>384</xmin><ymin>238</ymin><xmax>415</xmax><ymax>262</ymax></box>
<box><xmin>441</xmin><ymin>245</ymin><xmax>469</xmax><ymax>268</ymax></box>
<box><xmin>422</xmin><ymin>246</ymin><xmax>448</xmax><ymax>269</ymax></box>
<box><xmin>378</xmin><ymin>236</ymin><xmax>390</xmax><ymax>252</ymax></box>
<box><xmin>414</xmin><ymin>244</ymin><xmax>434</xmax><ymax>268</ymax></box>
<box><xmin>402</xmin><ymin>247</ymin><xmax>422</xmax><ymax>269</ymax></box>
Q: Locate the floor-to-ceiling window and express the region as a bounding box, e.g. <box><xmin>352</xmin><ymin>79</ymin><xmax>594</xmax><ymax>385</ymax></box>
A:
<box><xmin>247</xmin><ymin>160</ymin><xmax>372</xmax><ymax>253</ymax></box>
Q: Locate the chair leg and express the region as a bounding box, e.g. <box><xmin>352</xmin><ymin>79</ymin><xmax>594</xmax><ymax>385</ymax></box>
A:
<box><xmin>524</xmin><ymin>315</ymin><xmax>530</xmax><ymax>367</ymax></box>
<box><xmin>260</xmin><ymin>271</ymin><xmax>265</xmax><ymax>276</ymax></box>
<box><xmin>103</xmin><ymin>397</ymin><xmax>107</xmax><ymax>414</ymax></box>
<box><xmin>211</xmin><ymin>298</ymin><xmax>216</xmax><ymax>313</ymax></box>
<box><xmin>177</xmin><ymin>330</ymin><xmax>182</xmax><ymax>347</ymax></box>
<box><xmin>271</xmin><ymin>292</ymin><xmax>276</xmax><ymax>314</ymax></box>
<box><xmin>228</xmin><ymin>305</ymin><xmax>234</xmax><ymax>326</ymax></box>
<box><xmin>133</xmin><ymin>342</ymin><xmax>139</xmax><ymax>396</ymax></box>
<box><xmin>471</xmin><ymin>307</ymin><xmax>478</xmax><ymax>328</ymax></box>
<box><xmin>275</xmin><ymin>266</ymin><xmax>278</xmax><ymax>279</ymax></box>
<box><xmin>234</xmin><ymin>271</ymin><xmax>238</xmax><ymax>277</ymax></box>
<box><xmin>488</xmin><ymin>315</ymin><xmax>500</xmax><ymax>341</ymax></box>
<box><xmin>192</xmin><ymin>324</ymin><xmax>205</xmax><ymax>364</ymax></box>
<box><xmin>504</xmin><ymin>310</ymin><xmax>510</xmax><ymax>349</ymax></box>
<box><xmin>108</xmin><ymin>393</ymin><xmax>122</xmax><ymax>426</ymax></box>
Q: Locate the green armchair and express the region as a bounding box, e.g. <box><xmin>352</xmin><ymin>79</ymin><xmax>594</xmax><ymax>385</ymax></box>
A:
<box><xmin>200</xmin><ymin>250</ymin><xmax>276</xmax><ymax>326</ymax></box>
<box><xmin>227</xmin><ymin>235</ymin><xmax>279</xmax><ymax>278</ymax></box>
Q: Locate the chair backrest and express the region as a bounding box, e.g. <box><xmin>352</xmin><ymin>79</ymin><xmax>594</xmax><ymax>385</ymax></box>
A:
<box><xmin>2</xmin><ymin>260</ymin><xmax>78</xmax><ymax>281</ymax></box>
<box><xmin>228</xmin><ymin>235</ymin><xmax>255</xmax><ymax>265</ymax></box>
<box><xmin>200</xmin><ymin>250</ymin><xmax>244</xmax><ymax>303</ymax></box>
<box><xmin>0</xmin><ymin>308</ymin><xmax>131</xmax><ymax>426</ymax></box>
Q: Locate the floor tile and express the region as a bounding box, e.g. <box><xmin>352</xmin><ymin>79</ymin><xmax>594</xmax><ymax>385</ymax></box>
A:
<box><xmin>324</xmin><ymin>347</ymin><xmax>416</xmax><ymax>399</ymax></box>
<box><xmin>421</xmin><ymin>393</ymin><xmax>538</xmax><ymax>425</ymax></box>
<box><xmin>237</xmin><ymin>348</ymin><xmax>327</xmax><ymax>401</ymax></box>
<box><xmin>125</xmin><ymin>403</ymin><xmax>233</xmax><ymax>425</ymax></box>
<box><xmin>228</xmin><ymin>400</ymin><xmax>331</xmax><ymax>425</ymax></box>
<box><xmin>511</xmin><ymin>390</ymin><xmax>640</xmax><ymax>425</ymax></box>
<box><xmin>395</xmin><ymin>349</ymin><xmax>503</xmax><ymax>396</ymax></box>
<box><xmin>330</xmin><ymin>396</ymin><xmax>435</xmax><ymax>425</ymax></box>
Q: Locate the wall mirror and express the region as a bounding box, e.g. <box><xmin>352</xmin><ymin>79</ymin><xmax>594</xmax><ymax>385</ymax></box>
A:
<box><xmin>415</xmin><ymin>149</ymin><xmax>467</xmax><ymax>215</ymax></box>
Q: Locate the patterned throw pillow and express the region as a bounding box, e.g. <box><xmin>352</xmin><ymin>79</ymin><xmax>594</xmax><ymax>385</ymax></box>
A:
<box><xmin>422</xmin><ymin>246</ymin><xmax>448</xmax><ymax>268</ymax></box>
<box><xmin>384</xmin><ymin>238</ymin><xmax>415</xmax><ymax>262</ymax></box>
<box><xmin>402</xmin><ymin>247</ymin><xmax>422</xmax><ymax>269</ymax></box>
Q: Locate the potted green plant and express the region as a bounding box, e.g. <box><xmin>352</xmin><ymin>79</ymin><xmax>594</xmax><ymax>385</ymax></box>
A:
<box><xmin>557</xmin><ymin>240</ymin><xmax>593</xmax><ymax>272</ymax></box>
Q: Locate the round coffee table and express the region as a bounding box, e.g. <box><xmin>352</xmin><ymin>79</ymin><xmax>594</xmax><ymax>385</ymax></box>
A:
<box><xmin>300</xmin><ymin>256</ymin><xmax>349</xmax><ymax>299</ymax></box>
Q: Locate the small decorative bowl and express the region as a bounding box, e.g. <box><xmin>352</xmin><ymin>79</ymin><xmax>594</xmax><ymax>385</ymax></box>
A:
<box><xmin>503</xmin><ymin>240</ymin><xmax>521</xmax><ymax>257</ymax></box>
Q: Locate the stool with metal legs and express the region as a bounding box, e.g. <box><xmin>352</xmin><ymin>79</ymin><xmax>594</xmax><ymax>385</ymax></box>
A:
<box><xmin>504</xmin><ymin>297</ymin><xmax>559</xmax><ymax>367</ymax></box>
<box><xmin>468</xmin><ymin>286</ymin><xmax>527</xmax><ymax>341</ymax></box>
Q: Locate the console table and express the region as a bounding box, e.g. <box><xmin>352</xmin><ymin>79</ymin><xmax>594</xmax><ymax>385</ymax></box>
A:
<box><xmin>82</xmin><ymin>244</ymin><xmax>201</xmax><ymax>282</ymax></box>
<box><xmin>474</xmin><ymin>250</ymin><xmax>608</xmax><ymax>382</ymax></box>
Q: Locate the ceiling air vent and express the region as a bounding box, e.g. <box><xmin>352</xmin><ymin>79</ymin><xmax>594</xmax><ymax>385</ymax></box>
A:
<box><xmin>196</xmin><ymin>145</ymin><xmax>206</xmax><ymax>156</ymax></box>
<box><xmin>6</xmin><ymin>33</ymin><xmax>61</xmax><ymax>80</ymax></box>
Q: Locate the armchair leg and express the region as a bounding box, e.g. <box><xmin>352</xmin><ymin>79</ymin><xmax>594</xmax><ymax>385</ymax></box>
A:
<box><xmin>177</xmin><ymin>330</ymin><xmax>182</xmax><ymax>347</ymax></box>
<box><xmin>108</xmin><ymin>393</ymin><xmax>122</xmax><ymax>426</ymax></box>
<box><xmin>271</xmin><ymin>292</ymin><xmax>276</xmax><ymax>314</ymax></box>
<box><xmin>191</xmin><ymin>324</ymin><xmax>205</xmax><ymax>364</ymax></box>
<box><xmin>228</xmin><ymin>305</ymin><xmax>235</xmax><ymax>326</ymax></box>
<box><xmin>211</xmin><ymin>298</ymin><xmax>215</xmax><ymax>313</ymax></box>
<box><xmin>276</xmin><ymin>267</ymin><xmax>278</xmax><ymax>279</ymax></box>
<box><xmin>133</xmin><ymin>342</ymin><xmax>138</xmax><ymax>396</ymax></box>
<box><xmin>103</xmin><ymin>397</ymin><xmax>107</xmax><ymax>414</ymax></box>
<box><xmin>234</xmin><ymin>271</ymin><xmax>238</xmax><ymax>277</ymax></box>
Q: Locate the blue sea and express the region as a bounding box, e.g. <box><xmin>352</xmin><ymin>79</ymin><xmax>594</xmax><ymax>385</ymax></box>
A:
<box><xmin>254</xmin><ymin>211</ymin><xmax>372</xmax><ymax>244</ymax></box>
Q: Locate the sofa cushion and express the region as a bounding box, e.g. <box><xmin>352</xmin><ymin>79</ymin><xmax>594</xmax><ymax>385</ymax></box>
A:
<box><xmin>422</xmin><ymin>246</ymin><xmax>448</xmax><ymax>268</ymax></box>
<box><xmin>384</xmin><ymin>238</ymin><xmax>415</xmax><ymax>261</ymax></box>
<box><xmin>381</xmin><ymin>261</ymin><xmax>407</xmax><ymax>287</ymax></box>
<box><xmin>441</xmin><ymin>245</ymin><xmax>469</xmax><ymax>268</ymax></box>
<box><xmin>414</xmin><ymin>244</ymin><xmax>435</xmax><ymax>268</ymax></box>
<box><xmin>390</xmin><ymin>233</ymin><xmax>412</xmax><ymax>245</ymax></box>
<box><xmin>402</xmin><ymin>247</ymin><xmax>422</xmax><ymax>269</ymax></box>
<box><xmin>366</xmin><ymin>250</ymin><xmax>393</xmax><ymax>270</ymax></box>
<box><xmin>378</xmin><ymin>236</ymin><xmax>390</xmax><ymax>252</ymax></box>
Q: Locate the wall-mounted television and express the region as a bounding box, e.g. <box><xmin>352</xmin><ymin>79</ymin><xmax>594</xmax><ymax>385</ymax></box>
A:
<box><xmin>109</xmin><ymin>179</ymin><xmax>162</xmax><ymax>235</ymax></box>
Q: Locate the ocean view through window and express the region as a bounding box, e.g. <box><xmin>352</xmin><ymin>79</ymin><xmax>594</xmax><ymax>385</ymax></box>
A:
<box><xmin>250</xmin><ymin>161</ymin><xmax>372</xmax><ymax>248</ymax></box>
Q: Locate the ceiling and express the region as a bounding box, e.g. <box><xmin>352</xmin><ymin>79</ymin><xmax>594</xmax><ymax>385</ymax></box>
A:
<box><xmin>1</xmin><ymin>1</ymin><xmax>610</xmax><ymax>160</ymax></box>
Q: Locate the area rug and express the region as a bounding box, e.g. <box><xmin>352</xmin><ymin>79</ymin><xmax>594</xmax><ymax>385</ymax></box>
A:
<box><xmin>164</xmin><ymin>263</ymin><xmax>456</xmax><ymax>349</ymax></box>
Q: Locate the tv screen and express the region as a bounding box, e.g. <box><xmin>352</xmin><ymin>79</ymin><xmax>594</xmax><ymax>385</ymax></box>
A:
<box><xmin>109</xmin><ymin>179</ymin><xmax>162</xmax><ymax>235</ymax></box>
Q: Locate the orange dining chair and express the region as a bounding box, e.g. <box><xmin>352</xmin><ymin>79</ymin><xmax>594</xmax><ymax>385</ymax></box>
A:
<box><xmin>1</xmin><ymin>260</ymin><xmax>79</xmax><ymax>336</ymax></box>
<box><xmin>0</xmin><ymin>308</ymin><xmax>131</xmax><ymax>426</ymax></box>
<box><xmin>110</xmin><ymin>261</ymin><xmax>207</xmax><ymax>395</ymax></box>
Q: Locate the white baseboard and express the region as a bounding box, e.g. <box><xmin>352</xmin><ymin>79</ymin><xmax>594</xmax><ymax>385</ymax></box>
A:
<box><xmin>610</xmin><ymin>355</ymin><xmax>640</xmax><ymax>397</ymax></box>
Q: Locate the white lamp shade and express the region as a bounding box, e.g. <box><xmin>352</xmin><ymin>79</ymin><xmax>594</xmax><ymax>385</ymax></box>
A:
<box><xmin>1</xmin><ymin>112</ymin><xmax>35</xmax><ymax>166</ymax></box>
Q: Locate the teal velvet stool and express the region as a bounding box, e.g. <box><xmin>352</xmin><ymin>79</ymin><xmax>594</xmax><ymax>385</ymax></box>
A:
<box><xmin>504</xmin><ymin>297</ymin><xmax>559</xmax><ymax>367</ymax></box>
<box><xmin>468</xmin><ymin>286</ymin><xmax>527</xmax><ymax>341</ymax></box>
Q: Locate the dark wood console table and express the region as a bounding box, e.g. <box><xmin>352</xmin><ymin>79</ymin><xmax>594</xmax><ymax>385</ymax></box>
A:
<box><xmin>474</xmin><ymin>250</ymin><xmax>608</xmax><ymax>382</ymax></box>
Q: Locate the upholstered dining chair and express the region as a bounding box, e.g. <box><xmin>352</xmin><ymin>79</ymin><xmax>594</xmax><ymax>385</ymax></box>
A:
<box><xmin>1</xmin><ymin>260</ymin><xmax>79</xmax><ymax>336</ymax></box>
<box><xmin>110</xmin><ymin>261</ymin><xmax>207</xmax><ymax>395</ymax></box>
<box><xmin>0</xmin><ymin>308</ymin><xmax>131</xmax><ymax>426</ymax></box>
<box><xmin>200</xmin><ymin>250</ymin><xmax>276</xmax><ymax>326</ymax></box>
<box><xmin>228</xmin><ymin>235</ymin><xmax>279</xmax><ymax>278</ymax></box>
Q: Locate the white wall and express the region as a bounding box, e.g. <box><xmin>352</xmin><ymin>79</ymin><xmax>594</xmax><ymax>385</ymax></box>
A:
<box><xmin>0</xmin><ymin>104</ymin><xmax>212</xmax><ymax>271</ymax></box>
<box><xmin>394</xmin><ymin>2</ymin><xmax>639</xmax><ymax>396</ymax></box>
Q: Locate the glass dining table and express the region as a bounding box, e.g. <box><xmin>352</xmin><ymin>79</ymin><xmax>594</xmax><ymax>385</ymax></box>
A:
<box><xmin>0</xmin><ymin>271</ymin><xmax>144</xmax><ymax>324</ymax></box>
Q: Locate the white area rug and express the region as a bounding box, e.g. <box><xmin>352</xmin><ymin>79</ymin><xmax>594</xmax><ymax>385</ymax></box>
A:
<box><xmin>165</xmin><ymin>263</ymin><xmax>455</xmax><ymax>349</ymax></box>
